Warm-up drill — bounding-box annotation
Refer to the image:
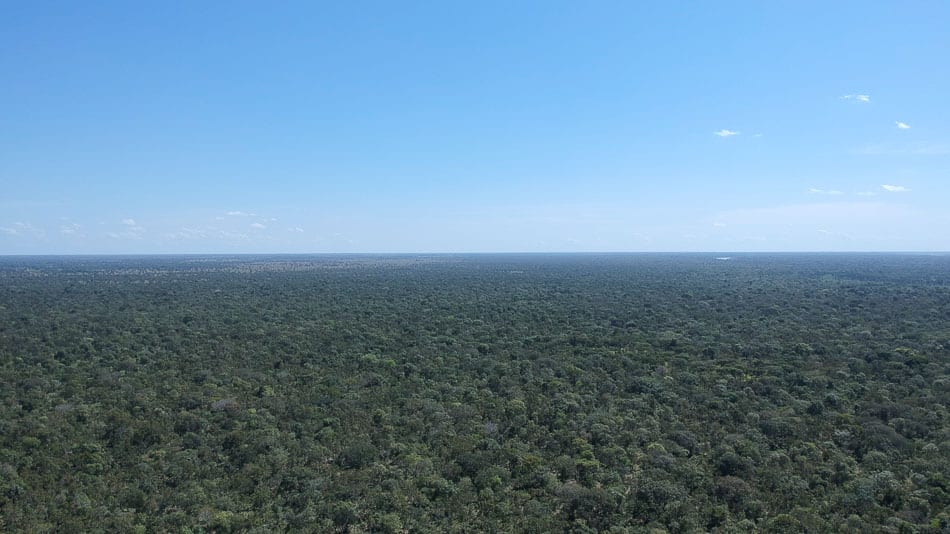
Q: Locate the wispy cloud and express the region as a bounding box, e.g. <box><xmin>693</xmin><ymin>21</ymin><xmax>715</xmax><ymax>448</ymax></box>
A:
<box><xmin>714</xmin><ymin>129</ymin><xmax>740</xmax><ymax>137</ymax></box>
<box><xmin>896</xmin><ymin>121</ymin><xmax>911</xmax><ymax>130</ymax></box>
<box><xmin>220</xmin><ymin>231</ymin><xmax>249</xmax><ymax>240</ymax></box>
<box><xmin>250</xmin><ymin>222</ymin><xmax>267</xmax><ymax>229</ymax></box>
<box><xmin>853</xmin><ymin>142</ymin><xmax>950</xmax><ymax>156</ymax></box>
<box><xmin>808</xmin><ymin>188</ymin><xmax>844</xmax><ymax>196</ymax></box>
<box><xmin>289</xmin><ymin>227</ymin><xmax>305</xmax><ymax>233</ymax></box>
<box><xmin>164</xmin><ymin>227</ymin><xmax>252</xmax><ymax>241</ymax></box>
<box><xmin>60</xmin><ymin>223</ymin><xmax>82</xmax><ymax>235</ymax></box>
<box><xmin>817</xmin><ymin>228</ymin><xmax>854</xmax><ymax>240</ymax></box>
<box><xmin>227</xmin><ymin>211</ymin><xmax>256</xmax><ymax>217</ymax></box>
<box><xmin>841</xmin><ymin>94</ymin><xmax>871</xmax><ymax>103</ymax></box>
<box><xmin>0</xmin><ymin>222</ymin><xmax>44</xmax><ymax>237</ymax></box>
<box><xmin>164</xmin><ymin>227</ymin><xmax>209</xmax><ymax>240</ymax></box>
<box><xmin>881</xmin><ymin>184</ymin><xmax>910</xmax><ymax>192</ymax></box>
<box><xmin>714</xmin><ymin>202</ymin><xmax>913</xmax><ymax>235</ymax></box>
<box><xmin>107</xmin><ymin>231</ymin><xmax>142</xmax><ymax>240</ymax></box>
<box><xmin>710</xmin><ymin>201</ymin><xmax>947</xmax><ymax>251</ymax></box>
<box><xmin>108</xmin><ymin>218</ymin><xmax>145</xmax><ymax>239</ymax></box>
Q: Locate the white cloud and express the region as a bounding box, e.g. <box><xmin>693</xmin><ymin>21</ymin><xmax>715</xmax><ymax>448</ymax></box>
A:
<box><xmin>220</xmin><ymin>231</ymin><xmax>249</xmax><ymax>239</ymax></box>
<box><xmin>708</xmin><ymin>201</ymin><xmax>948</xmax><ymax>251</ymax></box>
<box><xmin>0</xmin><ymin>222</ymin><xmax>43</xmax><ymax>237</ymax></box>
<box><xmin>881</xmin><ymin>184</ymin><xmax>910</xmax><ymax>192</ymax></box>
<box><xmin>108</xmin><ymin>219</ymin><xmax>145</xmax><ymax>239</ymax></box>
<box><xmin>841</xmin><ymin>94</ymin><xmax>871</xmax><ymax>103</ymax></box>
<box><xmin>250</xmin><ymin>222</ymin><xmax>267</xmax><ymax>229</ymax></box>
<box><xmin>164</xmin><ymin>227</ymin><xmax>209</xmax><ymax>240</ymax></box>
<box><xmin>60</xmin><ymin>223</ymin><xmax>81</xmax><ymax>235</ymax></box>
<box><xmin>716</xmin><ymin>201</ymin><xmax>907</xmax><ymax>225</ymax></box>
<box><xmin>289</xmin><ymin>227</ymin><xmax>305</xmax><ymax>233</ymax></box>
<box><xmin>808</xmin><ymin>188</ymin><xmax>844</xmax><ymax>196</ymax></box>
<box><xmin>709</xmin><ymin>201</ymin><xmax>922</xmax><ymax>248</ymax></box>
<box><xmin>854</xmin><ymin>143</ymin><xmax>950</xmax><ymax>156</ymax></box>
<box><xmin>163</xmin><ymin>227</ymin><xmax>256</xmax><ymax>240</ymax></box>
<box><xmin>227</xmin><ymin>211</ymin><xmax>256</xmax><ymax>217</ymax></box>
<box><xmin>712</xmin><ymin>222</ymin><xmax>727</xmax><ymax>228</ymax></box>
<box><xmin>107</xmin><ymin>231</ymin><xmax>143</xmax><ymax>240</ymax></box>
<box><xmin>818</xmin><ymin>228</ymin><xmax>853</xmax><ymax>240</ymax></box>
<box><xmin>714</xmin><ymin>129</ymin><xmax>740</xmax><ymax>137</ymax></box>
<box><xmin>896</xmin><ymin>121</ymin><xmax>911</xmax><ymax>130</ymax></box>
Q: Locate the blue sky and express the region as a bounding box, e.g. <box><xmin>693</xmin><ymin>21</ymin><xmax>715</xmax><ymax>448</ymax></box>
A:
<box><xmin>2</xmin><ymin>1</ymin><xmax>948</xmax><ymax>253</ymax></box>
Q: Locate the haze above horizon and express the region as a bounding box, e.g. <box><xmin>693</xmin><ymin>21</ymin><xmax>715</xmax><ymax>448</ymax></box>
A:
<box><xmin>3</xmin><ymin>2</ymin><xmax>949</xmax><ymax>254</ymax></box>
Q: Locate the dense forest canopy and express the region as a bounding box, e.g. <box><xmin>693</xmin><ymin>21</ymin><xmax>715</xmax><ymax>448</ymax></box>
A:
<box><xmin>0</xmin><ymin>253</ymin><xmax>948</xmax><ymax>532</ymax></box>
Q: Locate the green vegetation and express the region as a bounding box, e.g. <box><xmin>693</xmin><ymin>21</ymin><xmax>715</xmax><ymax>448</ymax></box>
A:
<box><xmin>1</xmin><ymin>254</ymin><xmax>948</xmax><ymax>532</ymax></box>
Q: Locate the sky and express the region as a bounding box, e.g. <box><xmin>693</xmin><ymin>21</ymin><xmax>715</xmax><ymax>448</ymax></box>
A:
<box><xmin>2</xmin><ymin>1</ymin><xmax>949</xmax><ymax>254</ymax></box>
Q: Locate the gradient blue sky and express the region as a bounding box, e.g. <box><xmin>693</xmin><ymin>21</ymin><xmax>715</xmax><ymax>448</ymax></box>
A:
<box><xmin>2</xmin><ymin>1</ymin><xmax>948</xmax><ymax>253</ymax></box>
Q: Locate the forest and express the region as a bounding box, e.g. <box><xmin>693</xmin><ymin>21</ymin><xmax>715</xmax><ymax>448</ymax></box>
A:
<box><xmin>0</xmin><ymin>253</ymin><xmax>948</xmax><ymax>533</ymax></box>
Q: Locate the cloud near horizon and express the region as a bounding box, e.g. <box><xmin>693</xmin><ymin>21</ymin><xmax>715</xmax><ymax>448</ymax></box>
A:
<box><xmin>881</xmin><ymin>184</ymin><xmax>910</xmax><ymax>192</ymax></box>
<box><xmin>714</xmin><ymin>129</ymin><xmax>740</xmax><ymax>137</ymax></box>
<box><xmin>60</xmin><ymin>223</ymin><xmax>81</xmax><ymax>235</ymax></box>
<box><xmin>705</xmin><ymin>201</ymin><xmax>942</xmax><ymax>250</ymax></box>
<box><xmin>107</xmin><ymin>218</ymin><xmax>145</xmax><ymax>240</ymax></box>
<box><xmin>808</xmin><ymin>188</ymin><xmax>844</xmax><ymax>196</ymax></box>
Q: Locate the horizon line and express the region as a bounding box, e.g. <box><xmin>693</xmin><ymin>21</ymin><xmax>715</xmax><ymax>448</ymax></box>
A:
<box><xmin>2</xmin><ymin>250</ymin><xmax>949</xmax><ymax>257</ymax></box>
